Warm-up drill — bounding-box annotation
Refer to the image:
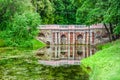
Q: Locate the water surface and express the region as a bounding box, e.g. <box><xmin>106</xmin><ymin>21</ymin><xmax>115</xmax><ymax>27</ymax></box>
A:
<box><xmin>37</xmin><ymin>45</ymin><xmax>96</xmax><ymax>66</ymax></box>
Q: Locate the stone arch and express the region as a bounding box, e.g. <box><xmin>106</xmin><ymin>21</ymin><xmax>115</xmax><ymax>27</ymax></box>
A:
<box><xmin>95</xmin><ymin>31</ymin><xmax>102</xmax><ymax>39</ymax></box>
<box><xmin>46</xmin><ymin>41</ymin><xmax>50</xmax><ymax>45</ymax></box>
<box><xmin>38</xmin><ymin>33</ymin><xmax>45</xmax><ymax>37</ymax></box>
<box><xmin>77</xmin><ymin>34</ymin><xmax>83</xmax><ymax>44</ymax></box>
<box><xmin>61</xmin><ymin>35</ymin><xmax>67</xmax><ymax>44</ymax></box>
<box><xmin>77</xmin><ymin>50</ymin><xmax>83</xmax><ymax>57</ymax></box>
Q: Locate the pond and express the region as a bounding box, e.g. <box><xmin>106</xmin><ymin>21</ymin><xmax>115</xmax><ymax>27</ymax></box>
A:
<box><xmin>35</xmin><ymin>45</ymin><xmax>96</xmax><ymax>80</ymax></box>
<box><xmin>0</xmin><ymin>45</ymin><xmax>96</xmax><ymax>80</ymax></box>
<box><xmin>36</xmin><ymin>45</ymin><xmax>96</xmax><ymax>66</ymax></box>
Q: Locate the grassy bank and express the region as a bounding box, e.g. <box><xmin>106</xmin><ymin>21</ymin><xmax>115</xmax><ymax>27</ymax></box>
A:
<box><xmin>82</xmin><ymin>39</ymin><xmax>120</xmax><ymax>80</ymax></box>
<box><xmin>32</xmin><ymin>39</ymin><xmax>46</xmax><ymax>49</ymax></box>
<box><xmin>0</xmin><ymin>38</ymin><xmax>46</xmax><ymax>49</ymax></box>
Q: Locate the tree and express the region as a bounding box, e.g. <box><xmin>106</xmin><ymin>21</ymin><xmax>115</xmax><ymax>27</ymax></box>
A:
<box><xmin>76</xmin><ymin>0</ymin><xmax>120</xmax><ymax>41</ymax></box>
<box><xmin>31</xmin><ymin>0</ymin><xmax>55</xmax><ymax>24</ymax></box>
<box><xmin>0</xmin><ymin>0</ymin><xmax>41</xmax><ymax>47</ymax></box>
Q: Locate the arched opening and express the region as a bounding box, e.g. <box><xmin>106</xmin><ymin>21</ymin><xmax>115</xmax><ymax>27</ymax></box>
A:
<box><xmin>77</xmin><ymin>34</ymin><xmax>83</xmax><ymax>44</ymax></box>
<box><xmin>38</xmin><ymin>33</ymin><xmax>45</xmax><ymax>37</ymax></box>
<box><xmin>46</xmin><ymin>41</ymin><xmax>50</xmax><ymax>45</ymax></box>
<box><xmin>96</xmin><ymin>31</ymin><xmax>101</xmax><ymax>39</ymax></box>
<box><xmin>38</xmin><ymin>33</ymin><xmax>46</xmax><ymax>42</ymax></box>
<box><xmin>61</xmin><ymin>35</ymin><xmax>67</xmax><ymax>44</ymax></box>
<box><xmin>77</xmin><ymin>51</ymin><xmax>83</xmax><ymax>56</ymax></box>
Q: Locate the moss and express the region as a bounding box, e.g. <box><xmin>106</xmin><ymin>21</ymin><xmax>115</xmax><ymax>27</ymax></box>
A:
<box><xmin>82</xmin><ymin>39</ymin><xmax>120</xmax><ymax>80</ymax></box>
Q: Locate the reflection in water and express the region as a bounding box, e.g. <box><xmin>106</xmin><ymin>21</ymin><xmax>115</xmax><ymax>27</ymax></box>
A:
<box><xmin>36</xmin><ymin>45</ymin><xmax>95</xmax><ymax>80</ymax></box>
<box><xmin>39</xmin><ymin>65</ymin><xmax>89</xmax><ymax>80</ymax></box>
<box><xmin>36</xmin><ymin>45</ymin><xmax>96</xmax><ymax>66</ymax></box>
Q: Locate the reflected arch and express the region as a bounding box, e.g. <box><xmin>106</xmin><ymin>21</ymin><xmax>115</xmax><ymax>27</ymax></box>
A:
<box><xmin>77</xmin><ymin>50</ymin><xmax>83</xmax><ymax>56</ymax></box>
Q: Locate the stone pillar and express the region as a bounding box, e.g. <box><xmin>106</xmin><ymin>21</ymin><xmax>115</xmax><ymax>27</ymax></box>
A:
<box><xmin>88</xmin><ymin>31</ymin><xmax>90</xmax><ymax>45</ymax></box>
<box><xmin>92</xmin><ymin>32</ymin><xmax>94</xmax><ymax>45</ymax></box>
<box><xmin>83</xmin><ymin>32</ymin><xmax>86</xmax><ymax>44</ymax></box>
<box><xmin>55</xmin><ymin>46</ymin><xmax>57</xmax><ymax>59</ymax></box>
<box><xmin>90</xmin><ymin>31</ymin><xmax>92</xmax><ymax>45</ymax></box>
<box><xmin>86</xmin><ymin>32</ymin><xmax>88</xmax><ymax>45</ymax></box>
<box><xmin>55</xmin><ymin>32</ymin><xmax>57</xmax><ymax>44</ymax></box>
<box><xmin>85</xmin><ymin>32</ymin><xmax>86</xmax><ymax>44</ymax></box>
<box><xmin>58</xmin><ymin>32</ymin><xmax>61</xmax><ymax>44</ymax></box>
<box><xmin>89</xmin><ymin>31</ymin><xmax>90</xmax><ymax>45</ymax></box>
<box><xmin>68</xmin><ymin>32</ymin><xmax>70</xmax><ymax>44</ymax></box>
<box><xmin>58</xmin><ymin>45</ymin><xmax>60</xmax><ymax>58</ymax></box>
<box><xmin>83</xmin><ymin>46</ymin><xmax>85</xmax><ymax>58</ymax></box>
<box><xmin>73</xmin><ymin>31</ymin><xmax>75</xmax><ymax>44</ymax></box>
<box><xmin>73</xmin><ymin>45</ymin><xmax>75</xmax><ymax>60</ymax></box>
<box><xmin>51</xmin><ymin>32</ymin><xmax>53</xmax><ymax>45</ymax></box>
<box><xmin>68</xmin><ymin>45</ymin><xmax>70</xmax><ymax>59</ymax></box>
<box><xmin>90</xmin><ymin>47</ymin><xmax>92</xmax><ymax>56</ymax></box>
<box><xmin>86</xmin><ymin>46</ymin><xmax>89</xmax><ymax>57</ymax></box>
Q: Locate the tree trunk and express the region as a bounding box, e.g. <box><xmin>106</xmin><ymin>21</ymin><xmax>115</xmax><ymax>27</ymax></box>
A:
<box><xmin>109</xmin><ymin>23</ymin><xmax>116</xmax><ymax>41</ymax></box>
<box><xmin>103</xmin><ymin>23</ymin><xmax>112</xmax><ymax>42</ymax></box>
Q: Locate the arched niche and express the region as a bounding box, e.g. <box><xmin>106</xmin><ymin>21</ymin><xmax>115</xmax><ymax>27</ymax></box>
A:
<box><xmin>77</xmin><ymin>34</ymin><xmax>83</xmax><ymax>44</ymax></box>
<box><xmin>38</xmin><ymin>33</ymin><xmax>45</xmax><ymax>37</ymax></box>
<box><xmin>61</xmin><ymin>35</ymin><xmax>67</xmax><ymax>44</ymax></box>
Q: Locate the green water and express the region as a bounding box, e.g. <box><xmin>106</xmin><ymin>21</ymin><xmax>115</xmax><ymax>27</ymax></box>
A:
<box><xmin>0</xmin><ymin>46</ymin><xmax>92</xmax><ymax>80</ymax></box>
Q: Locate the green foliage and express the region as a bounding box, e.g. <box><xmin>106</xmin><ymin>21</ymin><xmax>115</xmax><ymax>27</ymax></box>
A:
<box><xmin>1</xmin><ymin>0</ymin><xmax>120</xmax><ymax>47</ymax></box>
<box><xmin>75</xmin><ymin>0</ymin><xmax>120</xmax><ymax>34</ymax></box>
<box><xmin>32</xmin><ymin>0</ymin><xmax>77</xmax><ymax>24</ymax></box>
<box><xmin>0</xmin><ymin>39</ymin><xmax>5</xmax><ymax>47</ymax></box>
<box><xmin>0</xmin><ymin>0</ymin><xmax>42</xmax><ymax>48</ymax></box>
<box><xmin>114</xmin><ymin>23</ymin><xmax>120</xmax><ymax>34</ymax></box>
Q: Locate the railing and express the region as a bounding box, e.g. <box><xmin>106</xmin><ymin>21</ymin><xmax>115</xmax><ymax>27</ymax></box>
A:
<box><xmin>38</xmin><ymin>24</ymin><xmax>104</xmax><ymax>29</ymax></box>
<box><xmin>38</xmin><ymin>25</ymin><xmax>87</xmax><ymax>29</ymax></box>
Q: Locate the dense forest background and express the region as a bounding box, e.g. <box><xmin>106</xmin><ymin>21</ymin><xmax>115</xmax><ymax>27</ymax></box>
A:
<box><xmin>0</xmin><ymin>0</ymin><xmax>120</xmax><ymax>47</ymax></box>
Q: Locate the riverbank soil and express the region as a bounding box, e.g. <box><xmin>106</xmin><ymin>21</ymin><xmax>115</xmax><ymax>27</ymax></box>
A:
<box><xmin>82</xmin><ymin>39</ymin><xmax>120</xmax><ymax>80</ymax></box>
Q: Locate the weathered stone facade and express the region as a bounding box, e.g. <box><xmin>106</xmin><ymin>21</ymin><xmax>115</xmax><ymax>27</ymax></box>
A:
<box><xmin>37</xmin><ymin>24</ymin><xmax>109</xmax><ymax>45</ymax></box>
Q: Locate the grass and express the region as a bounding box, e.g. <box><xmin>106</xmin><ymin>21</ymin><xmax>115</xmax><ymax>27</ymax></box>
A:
<box><xmin>32</xmin><ymin>39</ymin><xmax>46</xmax><ymax>49</ymax></box>
<box><xmin>82</xmin><ymin>39</ymin><xmax>120</xmax><ymax>80</ymax></box>
<box><xmin>0</xmin><ymin>38</ymin><xmax>46</xmax><ymax>49</ymax></box>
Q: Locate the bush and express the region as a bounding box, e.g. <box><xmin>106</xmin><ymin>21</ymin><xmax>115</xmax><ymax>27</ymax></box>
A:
<box><xmin>0</xmin><ymin>39</ymin><xmax>5</xmax><ymax>47</ymax></box>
